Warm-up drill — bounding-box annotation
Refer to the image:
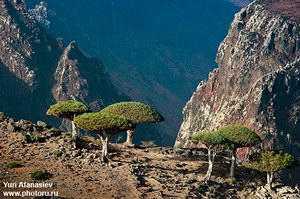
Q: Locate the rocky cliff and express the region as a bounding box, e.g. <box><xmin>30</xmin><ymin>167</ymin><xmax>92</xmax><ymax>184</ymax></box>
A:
<box><xmin>0</xmin><ymin>0</ymin><xmax>128</xmax><ymax>115</ymax></box>
<box><xmin>0</xmin><ymin>0</ymin><xmax>61</xmax><ymax>120</ymax></box>
<box><xmin>175</xmin><ymin>0</ymin><xmax>300</xmax><ymax>156</ymax></box>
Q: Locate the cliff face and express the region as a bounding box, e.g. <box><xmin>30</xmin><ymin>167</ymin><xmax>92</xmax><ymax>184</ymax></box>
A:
<box><xmin>0</xmin><ymin>0</ymin><xmax>59</xmax><ymax>86</ymax></box>
<box><xmin>175</xmin><ymin>0</ymin><xmax>300</xmax><ymax>157</ymax></box>
<box><xmin>0</xmin><ymin>0</ymin><xmax>61</xmax><ymax>119</ymax></box>
<box><xmin>52</xmin><ymin>41</ymin><xmax>129</xmax><ymax>111</ymax></box>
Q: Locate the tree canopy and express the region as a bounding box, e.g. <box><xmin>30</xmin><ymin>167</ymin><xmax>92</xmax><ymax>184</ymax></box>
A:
<box><xmin>100</xmin><ymin>102</ymin><xmax>164</xmax><ymax>125</ymax></box>
<box><xmin>216</xmin><ymin>124</ymin><xmax>260</xmax><ymax>148</ymax></box>
<box><xmin>74</xmin><ymin>112</ymin><xmax>133</xmax><ymax>134</ymax></box>
<box><xmin>46</xmin><ymin>100</ymin><xmax>90</xmax><ymax>120</ymax></box>
<box><xmin>250</xmin><ymin>150</ymin><xmax>298</xmax><ymax>190</ymax></box>
<box><xmin>192</xmin><ymin>131</ymin><xmax>228</xmax><ymax>147</ymax></box>
<box><xmin>192</xmin><ymin>131</ymin><xmax>229</xmax><ymax>182</ymax></box>
<box><xmin>250</xmin><ymin>150</ymin><xmax>298</xmax><ymax>173</ymax></box>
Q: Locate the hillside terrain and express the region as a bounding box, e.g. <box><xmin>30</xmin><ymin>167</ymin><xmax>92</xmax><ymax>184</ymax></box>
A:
<box><xmin>0</xmin><ymin>0</ymin><xmax>162</xmax><ymax>144</ymax></box>
<box><xmin>0</xmin><ymin>113</ymin><xmax>299</xmax><ymax>198</ymax></box>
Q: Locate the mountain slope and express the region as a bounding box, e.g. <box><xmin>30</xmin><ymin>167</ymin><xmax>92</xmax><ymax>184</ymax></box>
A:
<box><xmin>0</xmin><ymin>0</ymin><xmax>163</xmax><ymax>144</ymax></box>
<box><xmin>26</xmin><ymin>0</ymin><xmax>241</xmax><ymax>141</ymax></box>
<box><xmin>175</xmin><ymin>0</ymin><xmax>300</xmax><ymax>184</ymax></box>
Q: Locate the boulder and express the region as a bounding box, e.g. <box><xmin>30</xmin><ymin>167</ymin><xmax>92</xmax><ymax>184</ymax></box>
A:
<box><xmin>37</xmin><ymin>120</ymin><xmax>48</xmax><ymax>128</ymax></box>
<box><xmin>7</xmin><ymin>123</ymin><xmax>15</xmax><ymax>132</ymax></box>
<box><xmin>0</xmin><ymin>112</ymin><xmax>4</xmax><ymax>122</ymax></box>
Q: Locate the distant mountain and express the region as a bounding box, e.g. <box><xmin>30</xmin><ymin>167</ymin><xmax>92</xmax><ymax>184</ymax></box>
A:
<box><xmin>26</xmin><ymin>0</ymin><xmax>241</xmax><ymax>143</ymax></box>
<box><xmin>0</xmin><ymin>0</ymin><xmax>162</xmax><ymax>144</ymax></box>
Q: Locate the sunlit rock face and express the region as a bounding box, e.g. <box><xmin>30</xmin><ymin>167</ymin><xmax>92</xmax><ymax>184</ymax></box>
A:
<box><xmin>176</xmin><ymin>0</ymin><xmax>300</xmax><ymax>153</ymax></box>
<box><xmin>176</xmin><ymin>0</ymin><xmax>300</xmax><ymax>184</ymax></box>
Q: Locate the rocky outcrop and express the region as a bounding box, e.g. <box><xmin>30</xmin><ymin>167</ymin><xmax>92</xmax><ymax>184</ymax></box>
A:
<box><xmin>0</xmin><ymin>0</ymin><xmax>61</xmax><ymax>120</ymax></box>
<box><xmin>0</xmin><ymin>0</ymin><xmax>60</xmax><ymax>86</ymax></box>
<box><xmin>175</xmin><ymin>0</ymin><xmax>300</xmax><ymax>154</ymax></box>
<box><xmin>175</xmin><ymin>0</ymin><xmax>300</xmax><ymax>185</ymax></box>
<box><xmin>52</xmin><ymin>41</ymin><xmax>129</xmax><ymax>111</ymax></box>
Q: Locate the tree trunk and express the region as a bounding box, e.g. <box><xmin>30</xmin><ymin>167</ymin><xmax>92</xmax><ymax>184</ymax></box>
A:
<box><xmin>230</xmin><ymin>149</ymin><xmax>237</xmax><ymax>179</ymax></box>
<box><xmin>102</xmin><ymin>137</ymin><xmax>109</xmax><ymax>163</ymax></box>
<box><xmin>126</xmin><ymin>129</ymin><xmax>134</xmax><ymax>145</ymax></box>
<box><xmin>203</xmin><ymin>148</ymin><xmax>216</xmax><ymax>182</ymax></box>
<box><xmin>266</xmin><ymin>172</ymin><xmax>273</xmax><ymax>191</ymax></box>
<box><xmin>71</xmin><ymin>121</ymin><xmax>78</xmax><ymax>140</ymax></box>
<box><xmin>99</xmin><ymin>134</ymin><xmax>110</xmax><ymax>163</ymax></box>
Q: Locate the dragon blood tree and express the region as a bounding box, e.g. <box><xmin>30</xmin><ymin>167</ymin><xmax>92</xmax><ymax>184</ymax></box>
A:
<box><xmin>217</xmin><ymin>124</ymin><xmax>261</xmax><ymax>179</ymax></box>
<box><xmin>101</xmin><ymin>102</ymin><xmax>164</xmax><ymax>145</ymax></box>
<box><xmin>192</xmin><ymin>131</ymin><xmax>229</xmax><ymax>182</ymax></box>
<box><xmin>46</xmin><ymin>100</ymin><xmax>91</xmax><ymax>140</ymax></box>
<box><xmin>74</xmin><ymin>112</ymin><xmax>133</xmax><ymax>162</ymax></box>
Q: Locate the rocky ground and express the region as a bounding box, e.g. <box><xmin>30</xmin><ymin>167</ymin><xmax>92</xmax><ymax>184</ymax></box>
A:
<box><xmin>0</xmin><ymin>113</ymin><xmax>299</xmax><ymax>199</ymax></box>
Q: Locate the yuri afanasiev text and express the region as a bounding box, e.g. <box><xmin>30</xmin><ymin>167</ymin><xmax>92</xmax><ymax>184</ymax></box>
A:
<box><xmin>3</xmin><ymin>182</ymin><xmax>54</xmax><ymax>189</ymax></box>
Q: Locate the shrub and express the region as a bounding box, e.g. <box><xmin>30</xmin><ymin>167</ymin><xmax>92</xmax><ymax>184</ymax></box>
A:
<box><xmin>140</xmin><ymin>140</ymin><xmax>157</xmax><ymax>148</ymax></box>
<box><xmin>8</xmin><ymin>162</ymin><xmax>23</xmax><ymax>168</ymax></box>
<box><xmin>25</xmin><ymin>134</ymin><xmax>46</xmax><ymax>143</ymax></box>
<box><xmin>31</xmin><ymin>170</ymin><xmax>52</xmax><ymax>181</ymax></box>
<box><xmin>52</xmin><ymin>150</ymin><xmax>63</xmax><ymax>157</ymax></box>
<box><xmin>250</xmin><ymin>150</ymin><xmax>298</xmax><ymax>190</ymax></box>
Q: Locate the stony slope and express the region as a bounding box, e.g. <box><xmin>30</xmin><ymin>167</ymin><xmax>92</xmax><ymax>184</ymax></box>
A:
<box><xmin>175</xmin><ymin>0</ymin><xmax>300</xmax><ymax>184</ymax></box>
<box><xmin>1</xmin><ymin>113</ymin><xmax>299</xmax><ymax>199</ymax></box>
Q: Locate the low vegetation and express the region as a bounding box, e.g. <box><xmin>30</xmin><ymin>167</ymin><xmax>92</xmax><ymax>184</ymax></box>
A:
<box><xmin>52</xmin><ymin>150</ymin><xmax>63</xmax><ymax>157</ymax></box>
<box><xmin>82</xmin><ymin>136</ymin><xmax>102</xmax><ymax>147</ymax></box>
<box><xmin>8</xmin><ymin>162</ymin><xmax>23</xmax><ymax>168</ymax></box>
<box><xmin>140</xmin><ymin>140</ymin><xmax>157</xmax><ymax>148</ymax></box>
<box><xmin>24</xmin><ymin>133</ymin><xmax>45</xmax><ymax>143</ymax></box>
<box><xmin>31</xmin><ymin>170</ymin><xmax>52</xmax><ymax>181</ymax></box>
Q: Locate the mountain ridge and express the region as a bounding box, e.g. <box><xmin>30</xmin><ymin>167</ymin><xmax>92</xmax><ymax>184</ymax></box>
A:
<box><xmin>0</xmin><ymin>0</ymin><xmax>163</xmax><ymax>144</ymax></box>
